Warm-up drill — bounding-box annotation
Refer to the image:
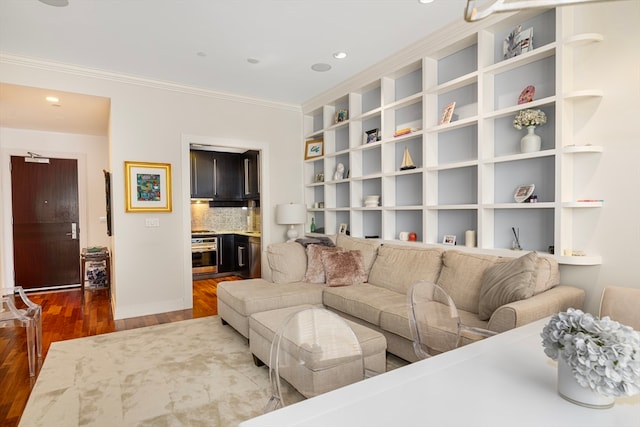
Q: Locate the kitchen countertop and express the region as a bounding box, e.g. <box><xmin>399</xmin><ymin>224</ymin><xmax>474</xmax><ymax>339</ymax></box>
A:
<box><xmin>193</xmin><ymin>230</ymin><xmax>261</xmax><ymax>238</ymax></box>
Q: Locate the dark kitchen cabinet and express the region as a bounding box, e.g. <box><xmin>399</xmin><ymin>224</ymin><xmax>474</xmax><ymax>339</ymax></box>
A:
<box><xmin>212</xmin><ymin>152</ymin><xmax>242</xmax><ymax>201</ymax></box>
<box><xmin>234</xmin><ymin>235</ymin><xmax>250</xmax><ymax>278</ymax></box>
<box><xmin>190</xmin><ymin>150</ymin><xmax>214</xmax><ymax>198</ymax></box>
<box><xmin>217</xmin><ymin>234</ymin><xmax>235</xmax><ymax>273</ymax></box>
<box><xmin>242</xmin><ymin>150</ymin><xmax>260</xmax><ymax>200</ymax></box>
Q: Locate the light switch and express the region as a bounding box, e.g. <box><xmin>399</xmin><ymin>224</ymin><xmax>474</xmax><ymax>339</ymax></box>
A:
<box><xmin>145</xmin><ymin>218</ymin><xmax>160</xmax><ymax>227</ymax></box>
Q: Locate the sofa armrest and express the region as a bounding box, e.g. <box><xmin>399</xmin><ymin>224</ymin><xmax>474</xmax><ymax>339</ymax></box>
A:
<box><xmin>488</xmin><ymin>285</ymin><xmax>585</xmax><ymax>333</ymax></box>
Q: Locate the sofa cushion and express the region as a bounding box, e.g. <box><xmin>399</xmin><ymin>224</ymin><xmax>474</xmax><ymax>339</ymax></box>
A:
<box><xmin>478</xmin><ymin>251</ymin><xmax>538</xmax><ymax>320</ymax></box>
<box><xmin>304</xmin><ymin>245</ymin><xmax>345</xmax><ymax>284</ymax></box>
<box><xmin>533</xmin><ymin>256</ymin><xmax>560</xmax><ymax>295</ymax></box>
<box><xmin>335</xmin><ymin>234</ymin><xmax>381</xmax><ymax>280</ymax></box>
<box><xmin>267</xmin><ymin>242</ymin><xmax>308</xmax><ymax>284</ymax></box>
<box><xmin>322</xmin><ymin>284</ymin><xmax>406</xmax><ymax>326</ymax></box>
<box><xmin>437</xmin><ymin>251</ymin><xmax>500</xmax><ymax>314</ymax></box>
<box><xmin>322</xmin><ymin>250</ymin><xmax>366</xmax><ymax>287</ymax></box>
<box><xmin>217</xmin><ymin>279</ymin><xmax>324</xmax><ymax>316</ymax></box>
<box><xmin>368</xmin><ymin>245</ymin><xmax>444</xmax><ymax>295</ymax></box>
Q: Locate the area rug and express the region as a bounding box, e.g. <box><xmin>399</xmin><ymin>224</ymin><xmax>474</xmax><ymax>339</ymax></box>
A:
<box><xmin>19</xmin><ymin>316</ymin><xmax>287</xmax><ymax>427</ymax></box>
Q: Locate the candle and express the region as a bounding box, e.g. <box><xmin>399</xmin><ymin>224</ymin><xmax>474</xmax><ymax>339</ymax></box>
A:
<box><xmin>465</xmin><ymin>230</ymin><xmax>476</xmax><ymax>247</ymax></box>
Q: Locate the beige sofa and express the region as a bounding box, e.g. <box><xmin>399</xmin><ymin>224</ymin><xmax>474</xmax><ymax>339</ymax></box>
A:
<box><xmin>218</xmin><ymin>235</ymin><xmax>585</xmax><ymax>362</ymax></box>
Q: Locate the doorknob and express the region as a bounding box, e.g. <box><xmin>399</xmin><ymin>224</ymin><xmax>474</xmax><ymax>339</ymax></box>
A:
<box><xmin>66</xmin><ymin>222</ymin><xmax>78</xmax><ymax>239</ymax></box>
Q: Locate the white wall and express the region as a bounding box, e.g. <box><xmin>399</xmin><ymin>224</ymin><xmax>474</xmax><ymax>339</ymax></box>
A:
<box><xmin>0</xmin><ymin>59</ymin><xmax>303</xmax><ymax>319</ymax></box>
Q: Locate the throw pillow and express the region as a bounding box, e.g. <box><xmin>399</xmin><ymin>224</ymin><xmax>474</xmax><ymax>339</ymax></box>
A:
<box><xmin>303</xmin><ymin>244</ymin><xmax>344</xmax><ymax>284</ymax></box>
<box><xmin>478</xmin><ymin>251</ymin><xmax>539</xmax><ymax>321</ymax></box>
<box><xmin>267</xmin><ymin>242</ymin><xmax>308</xmax><ymax>284</ymax></box>
<box><xmin>321</xmin><ymin>250</ymin><xmax>366</xmax><ymax>287</ymax></box>
<box><xmin>335</xmin><ymin>234</ymin><xmax>381</xmax><ymax>281</ymax></box>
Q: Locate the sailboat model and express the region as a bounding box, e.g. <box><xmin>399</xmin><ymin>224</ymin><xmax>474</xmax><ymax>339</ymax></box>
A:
<box><xmin>400</xmin><ymin>147</ymin><xmax>416</xmax><ymax>170</ymax></box>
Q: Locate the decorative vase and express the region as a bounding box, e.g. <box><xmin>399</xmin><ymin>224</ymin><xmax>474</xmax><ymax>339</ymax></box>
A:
<box><xmin>520</xmin><ymin>126</ymin><xmax>541</xmax><ymax>153</ymax></box>
<box><xmin>557</xmin><ymin>357</ymin><xmax>615</xmax><ymax>409</ymax></box>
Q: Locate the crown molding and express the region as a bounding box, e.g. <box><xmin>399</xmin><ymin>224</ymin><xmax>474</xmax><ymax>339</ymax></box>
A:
<box><xmin>0</xmin><ymin>52</ymin><xmax>302</xmax><ymax>113</ymax></box>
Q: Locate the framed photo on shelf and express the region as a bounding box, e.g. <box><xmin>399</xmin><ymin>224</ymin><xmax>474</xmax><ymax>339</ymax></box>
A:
<box><xmin>440</xmin><ymin>101</ymin><xmax>456</xmax><ymax>124</ymax></box>
<box><xmin>304</xmin><ymin>139</ymin><xmax>324</xmax><ymax>160</ymax></box>
<box><xmin>443</xmin><ymin>235</ymin><xmax>456</xmax><ymax>245</ymax></box>
<box><xmin>338</xmin><ymin>223</ymin><xmax>348</xmax><ymax>235</ymax></box>
<box><xmin>335</xmin><ymin>109</ymin><xmax>348</xmax><ymax>123</ymax></box>
<box><xmin>514</xmin><ymin>184</ymin><xmax>535</xmax><ymax>203</ymax></box>
<box><xmin>503</xmin><ymin>25</ymin><xmax>533</xmax><ymax>59</ymax></box>
<box><xmin>124</xmin><ymin>161</ymin><xmax>172</xmax><ymax>212</ymax></box>
<box><xmin>364</xmin><ymin>128</ymin><xmax>379</xmax><ymax>144</ymax></box>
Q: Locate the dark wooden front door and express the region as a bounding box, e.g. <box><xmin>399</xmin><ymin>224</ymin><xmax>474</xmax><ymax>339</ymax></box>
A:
<box><xmin>11</xmin><ymin>156</ymin><xmax>81</xmax><ymax>289</ymax></box>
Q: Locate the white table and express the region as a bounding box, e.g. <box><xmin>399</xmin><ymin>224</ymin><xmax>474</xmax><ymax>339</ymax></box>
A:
<box><xmin>239</xmin><ymin>317</ymin><xmax>639</xmax><ymax>427</ymax></box>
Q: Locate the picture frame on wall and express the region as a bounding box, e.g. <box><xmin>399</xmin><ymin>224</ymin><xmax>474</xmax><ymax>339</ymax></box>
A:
<box><xmin>304</xmin><ymin>138</ymin><xmax>324</xmax><ymax>160</ymax></box>
<box><xmin>124</xmin><ymin>161</ymin><xmax>172</xmax><ymax>212</ymax></box>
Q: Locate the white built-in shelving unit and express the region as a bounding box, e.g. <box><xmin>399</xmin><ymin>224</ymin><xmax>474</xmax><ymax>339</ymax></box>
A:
<box><xmin>303</xmin><ymin>8</ymin><xmax>603</xmax><ymax>265</ymax></box>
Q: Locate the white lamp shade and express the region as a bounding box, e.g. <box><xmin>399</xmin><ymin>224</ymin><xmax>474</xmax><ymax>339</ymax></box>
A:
<box><xmin>276</xmin><ymin>203</ymin><xmax>306</xmax><ymax>225</ymax></box>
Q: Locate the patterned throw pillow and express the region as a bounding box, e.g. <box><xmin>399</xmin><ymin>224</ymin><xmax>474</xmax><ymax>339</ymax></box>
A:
<box><xmin>321</xmin><ymin>250</ymin><xmax>366</xmax><ymax>287</ymax></box>
<box><xmin>303</xmin><ymin>244</ymin><xmax>344</xmax><ymax>284</ymax></box>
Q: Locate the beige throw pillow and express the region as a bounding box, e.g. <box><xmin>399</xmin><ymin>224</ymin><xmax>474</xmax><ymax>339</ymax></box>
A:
<box><xmin>303</xmin><ymin>245</ymin><xmax>344</xmax><ymax>284</ymax></box>
<box><xmin>478</xmin><ymin>251</ymin><xmax>539</xmax><ymax>320</ymax></box>
<box><xmin>321</xmin><ymin>250</ymin><xmax>366</xmax><ymax>287</ymax></box>
<box><xmin>267</xmin><ymin>242</ymin><xmax>308</xmax><ymax>284</ymax></box>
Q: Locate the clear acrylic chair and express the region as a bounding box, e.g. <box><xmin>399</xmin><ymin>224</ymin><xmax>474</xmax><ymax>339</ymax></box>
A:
<box><xmin>264</xmin><ymin>307</ymin><xmax>364</xmax><ymax>413</ymax></box>
<box><xmin>0</xmin><ymin>286</ymin><xmax>43</xmax><ymax>376</ymax></box>
<box><xmin>408</xmin><ymin>281</ymin><xmax>496</xmax><ymax>360</ymax></box>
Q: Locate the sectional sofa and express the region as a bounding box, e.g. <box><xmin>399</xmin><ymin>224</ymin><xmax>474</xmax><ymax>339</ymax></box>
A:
<box><xmin>217</xmin><ymin>235</ymin><xmax>585</xmax><ymax>362</ymax></box>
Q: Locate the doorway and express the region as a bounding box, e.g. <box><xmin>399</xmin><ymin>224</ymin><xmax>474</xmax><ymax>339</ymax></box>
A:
<box><xmin>10</xmin><ymin>155</ymin><xmax>81</xmax><ymax>289</ymax></box>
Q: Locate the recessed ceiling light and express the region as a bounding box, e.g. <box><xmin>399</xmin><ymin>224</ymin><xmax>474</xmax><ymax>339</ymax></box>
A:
<box><xmin>311</xmin><ymin>63</ymin><xmax>331</xmax><ymax>72</ymax></box>
<box><xmin>247</xmin><ymin>58</ymin><xmax>260</xmax><ymax>64</ymax></box>
<box><xmin>418</xmin><ymin>0</ymin><xmax>434</xmax><ymax>3</ymax></box>
<box><xmin>38</xmin><ymin>0</ymin><xmax>69</xmax><ymax>6</ymax></box>
<box><xmin>45</xmin><ymin>96</ymin><xmax>59</xmax><ymax>103</ymax></box>
<box><xmin>333</xmin><ymin>52</ymin><xmax>347</xmax><ymax>60</ymax></box>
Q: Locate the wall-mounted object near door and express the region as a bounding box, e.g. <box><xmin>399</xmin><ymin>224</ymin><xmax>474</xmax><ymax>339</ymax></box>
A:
<box><xmin>103</xmin><ymin>170</ymin><xmax>112</xmax><ymax>236</ymax></box>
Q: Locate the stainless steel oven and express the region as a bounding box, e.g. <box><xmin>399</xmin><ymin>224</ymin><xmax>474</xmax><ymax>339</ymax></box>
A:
<box><xmin>191</xmin><ymin>232</ymin><xmax>218</xmax><ymax>275</ymax></box>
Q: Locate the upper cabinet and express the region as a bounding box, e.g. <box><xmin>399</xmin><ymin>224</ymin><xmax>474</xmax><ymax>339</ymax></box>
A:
<box><xmin>190</xmin><ymin>150</ymin><xmax>214</xmax><ymax>199</ymax></box>
<box><xmin>190</xmin><ymin>149</ymin><xmax>261</xmax><ymax>204</ymax></box>
<box><xmin>303</xmin><ymin>7</ymin><xmax>603</xmax><ymax>265</ymax></box>
<box><xmin>242</xmin><ymin>150</ymin><xmax>260</xmax><ymax>200</ymax></box>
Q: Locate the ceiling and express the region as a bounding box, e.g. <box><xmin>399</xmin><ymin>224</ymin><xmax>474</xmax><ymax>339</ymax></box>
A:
<box><xmin>0</xmin><ymin>0</ymin><xmax>470</xmax><ymax>135</ymax></box>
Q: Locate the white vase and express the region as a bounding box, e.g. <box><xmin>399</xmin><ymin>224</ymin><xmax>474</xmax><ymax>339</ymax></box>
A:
<box><xmin>557</xmin><ymin>357</ymin><xmax>615</xmax><ymax>409</ymax></box>
<box><xmin>520</xmin><ymin>126</ymin><xmax>541</xmax><ymax>153</ymax></box>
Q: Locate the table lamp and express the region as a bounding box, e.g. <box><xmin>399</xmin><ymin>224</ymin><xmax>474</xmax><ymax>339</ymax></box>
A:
<box><xmin>276</xmin><ymin>203</ymin><xmax>306</xmax><ymax>241</ymax></box>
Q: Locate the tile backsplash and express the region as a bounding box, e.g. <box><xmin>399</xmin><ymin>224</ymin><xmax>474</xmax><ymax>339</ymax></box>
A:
<box><xmin>191</xmin><ymin>204</ymin><xmax>260</xmax><ymax>232</ymax></box>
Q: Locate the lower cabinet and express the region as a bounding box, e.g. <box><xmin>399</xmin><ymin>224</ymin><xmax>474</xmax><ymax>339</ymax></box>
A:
<box><xmin>217</xmin><ymin>234</ymin><xmax>235</xmax><ymax>273</ymax></box>
<box><xmin>234</xmin><ymin>235</ymin><xmax>250</xmax><ymax>278</ymax></box>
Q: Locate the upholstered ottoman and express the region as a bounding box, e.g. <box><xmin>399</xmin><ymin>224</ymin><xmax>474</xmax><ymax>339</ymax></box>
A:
<box><xmin>249</xmin><ymin>305</ymin><xmax>387</xmax><ymax>398</ymax></box>
<box><xmin>217</xmin><ymin>279</ymin><xmax>325</xmax><ymax>338</ymax></box>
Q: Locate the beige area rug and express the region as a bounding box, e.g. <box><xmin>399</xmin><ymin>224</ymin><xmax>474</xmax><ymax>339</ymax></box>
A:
<box><xmin>20</xmin><ymin>316</ymin><xmax>408</xmax><ymax>427</ymax></box>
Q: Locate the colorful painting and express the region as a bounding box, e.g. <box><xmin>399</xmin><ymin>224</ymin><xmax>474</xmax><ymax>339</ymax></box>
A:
<box><xmin>125</xmin><ymin>161</ymin><xmax>172</xmax><ymax>212</ymax></box>
<box><xmin>136</xmin><ymin>173</ymin><xmax>161</xmax><ymax>201</ymax></box>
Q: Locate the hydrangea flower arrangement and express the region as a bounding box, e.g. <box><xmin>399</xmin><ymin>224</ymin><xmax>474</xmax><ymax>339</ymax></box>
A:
<box><xmin>513</xmin><ymin>109</ymin><xmax>547</xmax><ymax>130</ymax></box>
<box><xmin>541</xmin><ymin>308</ymin><xmax>640</xmax><ymax>398</ymax></box>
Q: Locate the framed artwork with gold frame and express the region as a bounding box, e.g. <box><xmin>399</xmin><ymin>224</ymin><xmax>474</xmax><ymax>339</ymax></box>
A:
<box><xmin>124</xmin><ymin>161</ymin><xmax>172</xmax><ymax>212</ymax></box>
<box><xmin>304</xmin><ymin>139</ymin><xmax>324</xmax><ymax>160</ymax></box>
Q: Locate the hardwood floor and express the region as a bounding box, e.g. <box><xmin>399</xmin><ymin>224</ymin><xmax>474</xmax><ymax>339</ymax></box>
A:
<box><xmin>0</xmin><ymin>276</ymin><xmax>243</xmax><ymax>427</ymax></box>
